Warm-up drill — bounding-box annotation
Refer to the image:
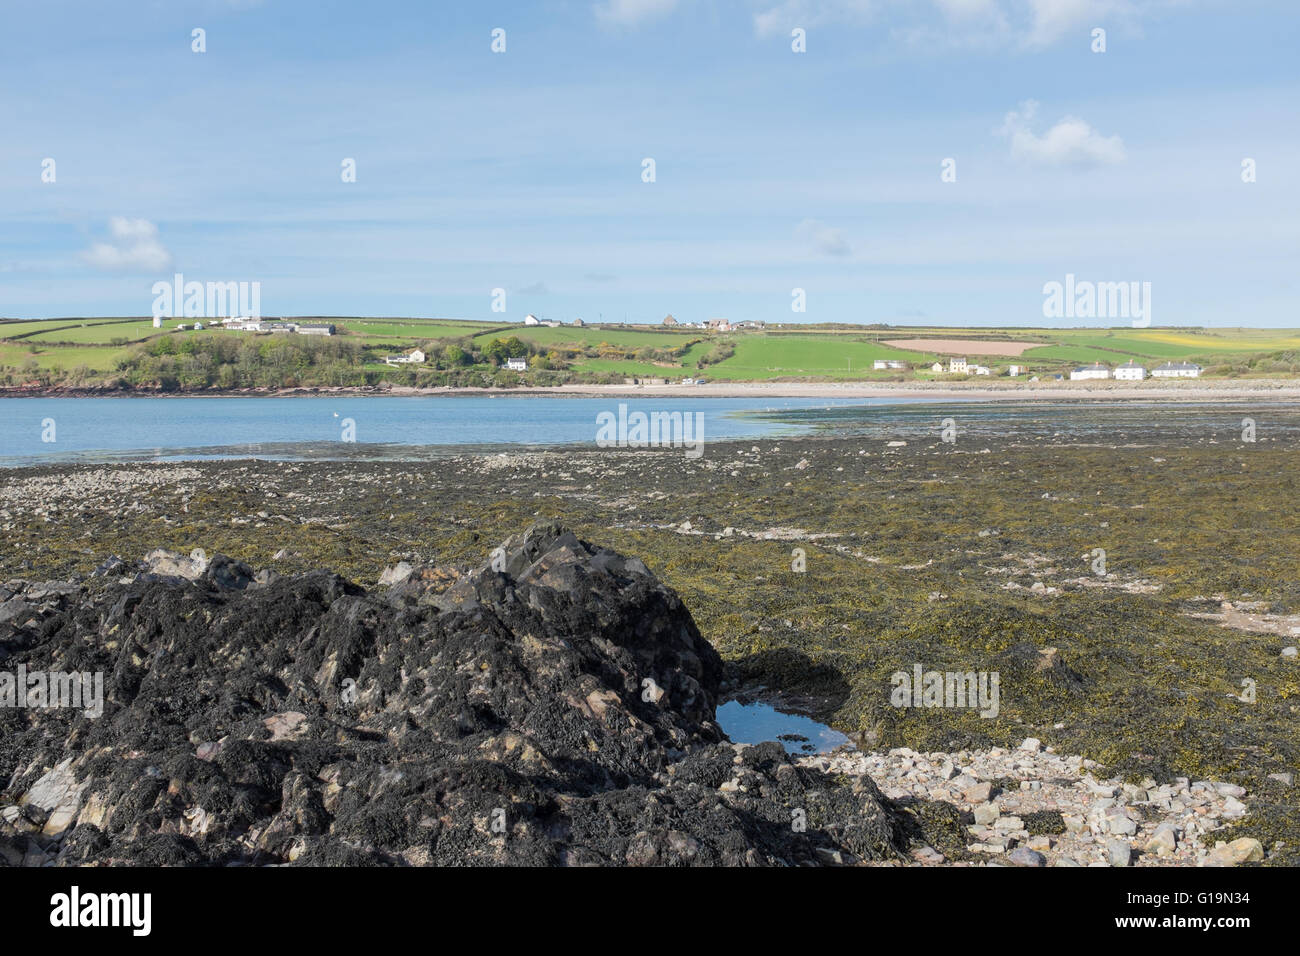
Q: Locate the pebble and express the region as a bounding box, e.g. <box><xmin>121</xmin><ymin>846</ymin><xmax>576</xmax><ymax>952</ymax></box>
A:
<box><xmin>798</xmin><ymin>743</ymin><xmax>1261</xmax><ymax>868</ymax></box>
<box><xmin>1204</xmin><ymin>838</ymin><xmax>1264</xmax><ymax>867</ymax></box>
<box><xmin>1007</xmin><ymin>847</ymin><xmax>1046</xmax><ymax>867</ymax></box>
<box><xmin>1145</xmin><ymin>823</ymin><xmax>1178</xmax><ymax>857</ymax></box>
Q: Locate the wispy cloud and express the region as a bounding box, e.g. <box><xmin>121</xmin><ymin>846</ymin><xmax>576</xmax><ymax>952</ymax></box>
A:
<box><xmin>795</xmin><ymin>218</ymin><xmax>852</xmax><ymax>256</ymax></box>
<box><xmin>594</xmin><ymin>0</ymin><xmax>681</xmax><ymax>27</ymax></box>
<box><xmin>754</xmin><ymin>0</ymin><xmax>1168</xmax><ymax>48</ymax></box>
<box><xmin>997</xmin><ymin>100</ymin><xmax>1126</xmax><ymax>166</ymax></box>
<box><xmin>754</xmin><ymin>0</ymin><xmax>878</xmax><ymax>38</ymax></box>
<box><xmin>516</xmin><ymin>280</ymin><xmax>549</xmax><ymax>294</ymax></box>
<box><xmin>81</xmin><ymin>217</ymin><xmax>172</xmax><ymax>272</ymax></box>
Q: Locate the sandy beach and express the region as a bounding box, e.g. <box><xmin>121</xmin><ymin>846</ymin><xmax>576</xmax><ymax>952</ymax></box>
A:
<box><xmin>377</xmin><ymin>378</ymin><xmax>1300</xmax><ymax>402</ymax></box>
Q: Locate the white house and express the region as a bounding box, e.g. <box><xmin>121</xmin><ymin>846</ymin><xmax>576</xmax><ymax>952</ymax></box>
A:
<box><xmin>948</xmin><ymin>357</ymin><xmax>968</xmax><ymax>374</ymax></box>
<box><xmin>523</xmin><ymin>314</ymin><xmax>540</xmax><ymax>326</ymax></box>
<box><xmin>1007</xmin><ymin>364</ymin><xmax>1025</xmax><ymax>376</ymax></box>
<box><xmin>505</xmin><ymin>358</ymin><xmax>527</xmax><ymax>371</ymax></box>
<box><xmin>1151</xmin><ymin>362</ymin><xmax>1202</xmax><ymax>378</ymax></box>
<box><xmin>930</xmin><ymin>362</ymin><xmax>944</xmax><ymax>373</ymax></box>
<box><xmin>1070</xmin><ymin>363</ymin><xmax>1110</xmax><ymax>381</ymax></box>
<box><xmin>1113</xmin><ymin>360</ymin><xmax>1147</xmax><ymax>380</ymax></box>
<box><xmin>385</xmin><ymin>348</ymin><xmax>426</xmax><ymax>366</ymax></box>
<box><xmin>152</xmin><ymin>316</ymin><xmax>163</xmax><ymax>329</ymax></box>
<box><xmin>971</xmin><ymin>365</ymin><xmax>992</xmax><ymax>376</ymax></box>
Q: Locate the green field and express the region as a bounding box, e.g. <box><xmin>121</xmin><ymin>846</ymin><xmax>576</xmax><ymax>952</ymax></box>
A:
<box><xmin>22</xmin><ymin>320</ymin><xmax>165</xmax><ymax>344</ymax></box>
<box><xmin>696</xmin><ymin>335</ymin><xmax>937</xmax><ymax>380</ymax></box>
<box><xmin>336</xmin><ymin>319</ymin><xmax>500</xmax><ymax>338</ymax></box>
<box><xmin>0</xmin><ymin>318</ymin><xmax>142</xmax><ymax>341</ymax></box>
<box><xmin>470</xmin><ymin>325</ymin><xmax>698</xmax><ymax>350</ymax></box>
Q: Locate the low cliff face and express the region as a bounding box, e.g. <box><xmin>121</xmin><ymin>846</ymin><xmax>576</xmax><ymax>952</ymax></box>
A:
<box><xmin>1</xmin><ymin>522</ymin><xmax>907</xmax><ymax>866</ymax></box>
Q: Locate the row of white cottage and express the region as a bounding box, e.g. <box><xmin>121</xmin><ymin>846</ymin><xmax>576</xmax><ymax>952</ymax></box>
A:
<box><xmin>1067</xmin><ymin>360</ymin><xmax>1202</xmax><ymax>381</ymax></box>
<box><xmin>905</xmin><ymin>356</ymin><xmax>1203</xmax><ymax>380</ymax></box>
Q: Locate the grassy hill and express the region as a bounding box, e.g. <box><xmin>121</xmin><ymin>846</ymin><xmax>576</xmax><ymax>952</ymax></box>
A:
<box><xmin>2</xmin><ymin>316</ymin><xmax>1299</xmax><ymax>390</ymax></box>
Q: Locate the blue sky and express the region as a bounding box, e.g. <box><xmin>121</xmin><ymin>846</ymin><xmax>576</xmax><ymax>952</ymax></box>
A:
<box><xmin>1</xmin><ymin>0</ymin><xmax>1296</xmax><ymax>326</ymax></box>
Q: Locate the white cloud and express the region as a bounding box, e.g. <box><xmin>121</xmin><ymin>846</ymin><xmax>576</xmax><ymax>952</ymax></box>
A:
<box><xmin>795</xmin><ymin>218</ymin><xmax>852</xmax><ymax>256</ymax></box>
<box><xmin>1023</xmin><ymin>0</ymin><xmax>1113</xmax><ymax>47</ymax></box>
<box><xmin>82</xmin><ymin>217</ymin><xmax>172</xmax><ymax>272</ymax></box>
<box><xmin>594</xmin><ymin>0</ymin><xmax>681</xmax><ymax>27</ymax></box>
<box><xmin>997</xmin><ymin>100</ymin><xmax>1126</xmax><ymax>166</ymax></box>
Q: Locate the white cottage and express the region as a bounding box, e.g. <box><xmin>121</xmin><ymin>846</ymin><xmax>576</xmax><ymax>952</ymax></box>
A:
<box><xmin>1151</xmin><ymin>362</ymin><xmax>1202</xmax><ymax>378</ymax></box>
<box><xmin>1113</xmin><ymin>360</ymin><xmax>1147</xmax><ymax>380</ymax></box>
<box><xmin>385</xmin><ymin>348</ymin><xmax>426</xmax><ymax>366</ymax></box>
<box><xmin>1070</xmin><ymin>363</ymin><xmax>1110</xmax><ymax>381</ymax></box>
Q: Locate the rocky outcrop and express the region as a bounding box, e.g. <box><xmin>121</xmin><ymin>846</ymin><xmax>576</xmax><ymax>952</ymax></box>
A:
<box><xmin>0</xmin><ymin>522</ymin><xmax>907</xmax><ymax>866</ymax></box>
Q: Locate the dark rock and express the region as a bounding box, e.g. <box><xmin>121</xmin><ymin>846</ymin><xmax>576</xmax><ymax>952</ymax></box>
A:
<box><xmin>0</xmin><ymin>522</ymin><xmax>909</xmax><ymax>866</ymax></box>
<box><xmin>203</xmin><ymin>554</ymin><xmax>254</xmax><ymax>590</ymax></box>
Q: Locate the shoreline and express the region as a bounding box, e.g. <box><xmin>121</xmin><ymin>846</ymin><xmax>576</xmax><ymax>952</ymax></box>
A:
<box><xmin>5</xmin><ymin>378</ymin><xmax>1300</xmax><ymax>403</ymax></box>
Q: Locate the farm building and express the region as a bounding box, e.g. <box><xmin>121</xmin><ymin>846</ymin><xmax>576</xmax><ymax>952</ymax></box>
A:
<box><xmin>385</xmin><ymin>348</ymin><xmax>426</xmax><ymax>366</ymax></box>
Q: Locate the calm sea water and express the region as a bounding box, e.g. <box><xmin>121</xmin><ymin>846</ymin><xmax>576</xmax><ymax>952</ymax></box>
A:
<box><xmin>0</xmin><ymin>395</ymin><xmax>934</xmax><ymax>467</ymax></box>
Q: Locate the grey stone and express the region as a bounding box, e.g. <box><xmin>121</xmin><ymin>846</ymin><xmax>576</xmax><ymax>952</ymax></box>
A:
<box><xmin>964</xmin><ymin>782</ymin><xmax>993</xmax><ymax>803</ymax></box>
<box><xmin>1007</xmin><ymin>847</ymin><xmax>1046</xmax><ymax>867</ymax></box>
<box><xmin>1144</xmin><ymin>823</ymin><xmax>1178</xmax><ymax>856</ymax></box>
<box><xmin>1107</xmin><ymin>839</ymin><xmax>1132</xmax><ymax>867</ymax></box>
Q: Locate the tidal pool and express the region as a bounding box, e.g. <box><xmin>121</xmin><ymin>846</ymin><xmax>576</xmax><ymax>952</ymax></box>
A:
<box><xmin>716</xmin><ymin>699</ymin><xmax>853</xmax><ymax>755</ymax></box>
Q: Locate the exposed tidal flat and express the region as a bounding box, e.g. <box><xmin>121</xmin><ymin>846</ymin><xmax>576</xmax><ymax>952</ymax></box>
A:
<box><xmin>2</xmin><ymin>400</ymin><xmax>1299</xmax><ymax>864</ymax></box>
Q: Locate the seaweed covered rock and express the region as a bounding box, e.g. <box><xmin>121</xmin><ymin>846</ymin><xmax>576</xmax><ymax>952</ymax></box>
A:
<box><xmin>0</xmin><ymin>522</ymin><xmax>908</xmax><ymax>866</ymax></box>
